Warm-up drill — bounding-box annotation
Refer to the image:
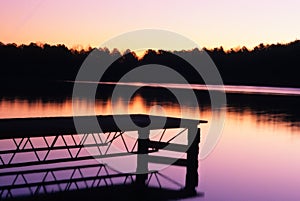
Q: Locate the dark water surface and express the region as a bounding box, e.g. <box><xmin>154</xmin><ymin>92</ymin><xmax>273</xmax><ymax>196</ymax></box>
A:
<box><xmin>1</xmin><ymin>85</ymin><xmax>300</xmax><ymax>201</ymax></box>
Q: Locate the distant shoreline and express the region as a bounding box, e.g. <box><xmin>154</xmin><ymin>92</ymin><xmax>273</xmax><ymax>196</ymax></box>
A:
<box><xmin>1</xmin><ymin>40</ymin><xmax>300</xmax><ymax>97</ymax></box>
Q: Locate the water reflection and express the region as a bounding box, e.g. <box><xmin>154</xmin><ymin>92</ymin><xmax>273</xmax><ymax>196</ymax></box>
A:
<box><xmin>1</xmin><ymin>92</ymin><xmax>300</xmax><ymax>201</ymax></box>
<box><xmin>0</xmin><ymin>94</ymin><xmax>299</xmax><ymax>128</ymax></box>
<box><xmin>0</xmin><ymin>95</ymin><xmax>199</xmax><ymax>120</ymax></box>
<box><xmin>199</xmin><ymin>109</ymin><xmax>300</xmax><ymax>201</ymax></box>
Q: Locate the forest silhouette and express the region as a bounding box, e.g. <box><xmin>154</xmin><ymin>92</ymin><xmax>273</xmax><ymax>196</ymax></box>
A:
<box><xmin>0</xmin><ymin>40</ymin><xmax>299</xmax><ymax>97</ymax></box>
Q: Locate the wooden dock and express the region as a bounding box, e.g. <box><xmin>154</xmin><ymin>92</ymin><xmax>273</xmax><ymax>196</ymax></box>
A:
<box><xmin>0</xmin><ymin>114</ymin><xmax>207</xmax><ymax>200</ymax></box>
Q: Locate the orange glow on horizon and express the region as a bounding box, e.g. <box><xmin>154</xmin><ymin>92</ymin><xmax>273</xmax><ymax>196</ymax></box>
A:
<box><xmin>1</xmin><ymin>1</ymin><xmax>300</xmax><ymax>52</ymax></box>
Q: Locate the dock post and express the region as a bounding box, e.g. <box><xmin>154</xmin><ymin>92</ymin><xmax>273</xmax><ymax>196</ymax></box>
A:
<box><xmin>135</xmin><ymin>128</ymin><xmax>149</xmax><ymax>188</ymax></box>
<box><xmin>185</xmin><ymin>126</ymin><xmax>200</xmax><ymax>193</ymax></box>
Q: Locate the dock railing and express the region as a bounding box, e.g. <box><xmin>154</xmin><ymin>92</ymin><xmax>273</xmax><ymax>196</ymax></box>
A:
<box><xmin>0</xmin><ymin>114</ymin><xmax>207</xmax><ymax>199</ymax></box>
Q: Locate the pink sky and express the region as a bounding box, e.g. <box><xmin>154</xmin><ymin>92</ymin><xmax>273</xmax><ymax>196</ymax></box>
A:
<box><xmin>0</xmin><ymin>0</ymin><xmax>299</xmax><ymax>50</ymax></box>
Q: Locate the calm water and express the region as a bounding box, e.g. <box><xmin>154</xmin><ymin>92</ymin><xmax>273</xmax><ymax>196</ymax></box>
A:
<box><xmin>1</xmin><ymin>85</ymin><xmax>300</xmax><ymax>201</ymax></box>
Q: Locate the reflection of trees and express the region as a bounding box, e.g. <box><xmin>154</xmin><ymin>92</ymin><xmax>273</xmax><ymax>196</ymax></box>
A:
<box><xmin>226</xmin><ymin>93</ymin><xmax>300</xmax><ymax>126</ymax></box>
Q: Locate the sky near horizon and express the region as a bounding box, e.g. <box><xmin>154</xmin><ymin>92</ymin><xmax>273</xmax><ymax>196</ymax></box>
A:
<box><xmin>0</xmin><ymin>0</ymin><xmax>299</xmax><ymax>50</ymax></box>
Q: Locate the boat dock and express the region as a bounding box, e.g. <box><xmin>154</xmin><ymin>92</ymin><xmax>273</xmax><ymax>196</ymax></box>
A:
<box><xmin>0</xmin><ymin>114</ymin><xmax>207</xmax><ymax>200</ymax></box>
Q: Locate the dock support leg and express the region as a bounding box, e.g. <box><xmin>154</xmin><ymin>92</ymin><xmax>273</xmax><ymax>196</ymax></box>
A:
<box><xmin>136</xmin><ymin>129</ymin><xmax>149</xmax><ymax>188</ymax></box>
<box><xmin>185</xmin><ymin>127</ymin><xmax>200</xmax><ymax>194</ymax></box>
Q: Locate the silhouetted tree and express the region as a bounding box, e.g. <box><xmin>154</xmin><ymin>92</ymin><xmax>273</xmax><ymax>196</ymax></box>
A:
<box><xmin>0</xmin><ymin>40</ymin><xmax>300</xmax><ymax>98</ymax></box>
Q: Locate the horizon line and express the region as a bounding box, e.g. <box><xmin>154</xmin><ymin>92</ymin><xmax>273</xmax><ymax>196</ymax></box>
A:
<box><xmin>1</xmin><ymin>38</ymin><xmax>299</xmax><ymax>53</ymax></box>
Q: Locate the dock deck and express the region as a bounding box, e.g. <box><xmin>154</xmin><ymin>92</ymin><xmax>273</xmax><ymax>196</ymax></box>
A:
<box><xmin>0</xmin><ymin>114</ymin><xmax>207</xmax><ymax>200</ymax></box>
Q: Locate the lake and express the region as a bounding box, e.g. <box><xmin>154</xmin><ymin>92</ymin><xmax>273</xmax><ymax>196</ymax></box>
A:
<box><xmin>1</xmin><ymin>84</ymin><xmax>300</xmax><ymax>201</ymax></box>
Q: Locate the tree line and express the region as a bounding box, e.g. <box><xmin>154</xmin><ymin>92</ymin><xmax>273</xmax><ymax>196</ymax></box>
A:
<box><xmin>0</xmin><ymin>40</ymin><xmax>299</xmax><ymax>97</ymax></box>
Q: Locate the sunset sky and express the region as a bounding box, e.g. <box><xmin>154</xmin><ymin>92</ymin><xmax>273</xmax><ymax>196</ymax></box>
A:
<box><xmin>1</xmin><ymin>0</ymin><xmax>299</xmax><ymax>50</ymax></box>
